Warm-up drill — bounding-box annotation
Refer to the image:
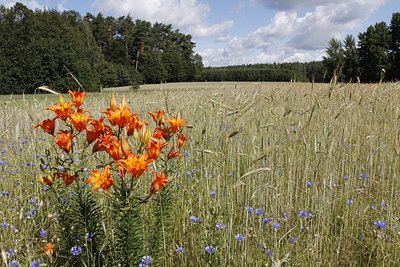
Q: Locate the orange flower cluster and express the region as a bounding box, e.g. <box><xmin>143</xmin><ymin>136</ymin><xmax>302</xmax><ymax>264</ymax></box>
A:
<box><xmin>35</xmin><ymin>91</ymin><xmax>189</xmax><ymax>194</ymax></box>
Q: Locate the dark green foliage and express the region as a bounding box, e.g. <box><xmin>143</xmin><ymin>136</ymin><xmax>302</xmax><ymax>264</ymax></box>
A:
<box><xmin>323</xmin><ymin>38</ymin><xmax>344</xmax><ymax>82</ymax></box>
<box><xmin>54</xmin><ymin>181</ymin><xmax>105</xmax><ymax>266</ymax></box>
<box><xmin>147</xmin><ymin>187</ymin><xmax>175</xmax><ymax>265</ymax></box>
<box><xmin>111</xmin><ymin>186</ymin><xmax>144</xmax><ymax>266</ymax></box>
<box><xmin>0</xmin><ymin>3</ymin><xmax>202</xmax><ymax>94</ymax></box>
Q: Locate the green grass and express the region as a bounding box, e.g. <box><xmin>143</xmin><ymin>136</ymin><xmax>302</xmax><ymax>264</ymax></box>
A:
<box><xmin>1</xmin><ymin>82</ymin><xmax>400</xmax><ymax>266</ymax></box>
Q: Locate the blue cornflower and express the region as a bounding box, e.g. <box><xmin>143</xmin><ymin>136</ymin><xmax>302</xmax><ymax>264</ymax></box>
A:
<box><xmin>255</xmin><ymin>208</ymin><xmax>264</xmax><ymax>216</ymax></box>
<box><xmin>245</xmin><ymin>207</ymin><xmax>254</xmax><ymax>213</ymax></box>
<box><xmin>28</xmin><ymin>209</ymin><xmax>37</xmax><ymax>216</ymax></box>
<box><xmin>30</xmin><ymin>259</ymin><xmax>41</xmax><ymax>267</ymax></box>
<box><xmin>374</xmin><ymin>221</ymin><xmax>387</xmax><ymax>229</ymax></box>
<box><xmin>370</xmin><ymin>205</ymin><xmax>377</xmax><ymax>210</ymax></box>
<box><xmin>235</xmin><ymin>234</ymin><xmax>245</xmax><ymax>241</ymax></box>
<box><xmin>185</xmin><ymin>172</ymin><xmax>192</xmax><ymax>177</ymax></box>
<box><xmin>271</xmin><ymin>222</ymin><xmax>281</xmax><ymax>229</ymax></box>
<box><xmin>85</xmin><ymin>232</ymin><xmax>94</xmax><ymax>239</ymax></box>
<box><xmin>205</xmin><ymin>245</ymin><xmax>216</xmax><ymax>253</ymax></box>
<box><xmin>70</xmin><ymin>246</ymin><xmax>82</xmax><ymax>255</ymax></box>
<box><xmin>289</xmin><ymin>236</ymin><xmax>297</xmax><ymax>243</ymax></box>
<box><xmin>40</xmin><ymin>230</ymin><xmax>48</xmax><ymax>237</ymax></box>
<box><xmin>190</xmin><ymin>216</ymin><xmax>201</xmax><ymax>223</ymax></box>
<box><xmin>8</xmin><ymin>261</ymin><xmax>19</xmax><ymax>266</ymax></box>
<box><xmin>346</xmin><ymin>200</ymin><xmax>354</xmax><ymax>205</ymax></box>
<box><xmin>306</xmin><ymin>182</ymin><xmax>313</xmax><ymax>187</ymax></box>
<box><xmin>381</xmin><ymin>202</ymin><xmax>388</xmax><ymax>207</ymax></box>
<box><xmin>210</xmin><ymin>191</ymin><xmax>217</xmax><ymax>196</ymax></box>
<box><xmin>263</xmin><ymin>218</ymin><xmax>271</xmax><ymax>223</ymax></box>
<box><xmin>343</xmin><ymin>176</ymin><xmax>349</xmax><ymax>180</ymax></box>
<box><xmin>283</xmin><ymin>213</ymin><xmax>289</xmax><ymax>218</ymax></box>
<box><xmin>141</xmin><ymin>256</ymin><xmax>152</xmax><ymax>264</ymax></box>
<box><xmin>266</xmin><ymin>249</ymin><xmax>274</xmax><ymax>256</ymax></box>
<box><xmin>176</xmin><ymin>247</ymin><xmax>185</xmax><ymax>253</ymax></box>
<box><xmin>299</xmin><ymin>210</ymin><xmax>308</xmax><ymax>219</ymax></box>
<box><xmin>216</xmin><ymin>223</ymin><xmax>227</xmax><ymax>229</ymax></box>
<box><xmin>360</xmin><ymin>174</ymin><xmax>368</xmax><ymax>178</ymax></box>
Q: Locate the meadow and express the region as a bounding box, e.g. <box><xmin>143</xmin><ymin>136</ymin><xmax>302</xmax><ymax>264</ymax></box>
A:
<box><xmin>1</xmin><ymin>81</ymin><xmax>400</xmax><ymax>266</ymax></box>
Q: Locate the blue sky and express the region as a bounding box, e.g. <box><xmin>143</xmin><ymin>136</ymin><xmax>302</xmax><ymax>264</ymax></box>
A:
<box><xmin>1</xmin><ymin>0</ymin><xmax>399</xmax><ymax>66</ymax></box>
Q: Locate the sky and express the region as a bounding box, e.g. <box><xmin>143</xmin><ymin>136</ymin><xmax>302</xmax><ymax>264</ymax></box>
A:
<box><xmin>1</xmin><ymin>0</ymin><xmax>399</xmax><ymax>66</ymax></box>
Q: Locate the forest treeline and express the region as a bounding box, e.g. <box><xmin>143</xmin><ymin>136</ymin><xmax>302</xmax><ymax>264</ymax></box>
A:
<box><xmin>0</xmin><ymin>3</ymin><xmax>399</xmax><ymax>94</ymax></box>
<box><xmin>0</xmin><ymin>3</ymin><xmax>203</xmax><ymax>94</ymax></box>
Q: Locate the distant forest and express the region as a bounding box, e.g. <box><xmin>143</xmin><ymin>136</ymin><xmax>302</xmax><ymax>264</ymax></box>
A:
<box><xmin>0</xmin><ymin>3</ymin><xmax>399</xmax><ymax>94</ymax></box>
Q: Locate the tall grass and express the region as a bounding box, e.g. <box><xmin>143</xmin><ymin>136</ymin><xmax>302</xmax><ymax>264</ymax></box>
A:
<box><xmin>1</xmin><ymin>82</ymin><xmax>400</xmax><ymax>265</ymax></box>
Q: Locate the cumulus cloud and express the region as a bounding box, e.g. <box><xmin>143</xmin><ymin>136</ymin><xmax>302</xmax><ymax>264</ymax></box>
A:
<box><xmin>200</xmin><ymin>0</ymin><xmax>387</xmax><ymax>66</ymax></box>
<box><xmin>250</xmin><ymin>0</ymin><xmax>347</xmax><ymax>10</ymax></box>
<box><xmin>0</xmin><ymin>0</ymin><xmax>44</xmax><ymax>9</ymax></box>
<box><xmin>91</xmin><ymin>0</ymin><xmax>233</xmax><ymax>38</ymax></box>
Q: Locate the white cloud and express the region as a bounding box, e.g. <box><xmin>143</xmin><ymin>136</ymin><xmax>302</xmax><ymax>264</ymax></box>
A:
<box><xmin>91</xmin><ymin>0</ymin><xmax>233</xmax><ymax>38</ymax></box>
<box><xmin>1</xmin><ymin>0</ymin><xmax>44</xmax><ymax>10</ymax></box>
<box><xmin>250</xmin><ymin>0</ymin><xmax>347</xmax><ymax>10</ymax></box>
<box><xmin>200</xmin><ymin>0</ymin><xmax>387</xmax><ymax>66</ymax></box>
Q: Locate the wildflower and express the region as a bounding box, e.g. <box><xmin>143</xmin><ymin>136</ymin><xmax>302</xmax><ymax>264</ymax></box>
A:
<box><xmin>86</xmin><ymin>165</ymin><xmax>114</xmax><ymax>190</ymax></box>
<box><xmin>147</xmin><ymin>139</ymin><xmax>168</xmax><ymax>160</ymax></box>
<box><xmin>68</xmin><ymin>90</ymin><xmax>87</xmax><ymax>107</ymax></box>
<box><xmin>306</xmin><ymin>181</ymin><xmax>313</xmax><ymax>187</ymax></box>
<box><xmin>127</xmin><ymin>116</ymin><xmax>148</xmax><ymax>136</ymax></box>
<box><xmin>235</xmin><ymin>234</ymin><xmax>245</xmax><ymax>241</ymax></box>
<box><xmin>185</xmin><ymin>171</ymin><xmax>192</xmax><ymax>177</ymax></box>
<box><xmin>42</xmin><ymin>242</ymin><xmax>56</xmax><ymax>258</ymax></box>
<box><xmin>176</xmin><ymin>247</ymin><xmax>185</xmax><ymax>253</ymax></box>
<box><xmin>360</xmin><ymin>173</ymin><xmax>368</xmax><ymax>178</ymax></box>
<box><xmin>70</xmin><ymin>245</ymin><xmax>82</xmax><ymax>255</ymax></box>
<box><xmin>255</xmin><ymin>208</ymin><xmax>264</xmax><ymax>216</ymax></box>
<box><xmin>54</xmin><ymin>130</ymin><xmax>75</xmax><ymax>153</ymax></box>
<box><xmin>118</xmin><ymin>153</ymin><xmax>154</xmax><ymax>178</ymax></box>
<box><xmin>346</xmin><ymin>200</ymin><xmax>354</xmax><ymax>205</ymax></box>
<box><xmin>40</xmin><ymin>230</ymin><xmax>48</xmax><ymax>237</ymax></box>
<box><xmin>381</xmin><ymin>202</ymin><xmax>388</xmax><ymax>207</ymax></box>
<box><xmin>69</xmin><ymin>108</ymin><xmax>91</xmax><ymax>132</ymax></box>
<box><xmin>271</xmin><ymin>222</ymin><xmax>281</xmax><ymax>229</ymax></box>
<box><xmin>374</xmin><ymin>220</ymin><xmax>387</xmax><ymax>229</ymax></box>
<box><xmin>343</xmin><ymin>176</ymin><xmax>349</xmax><ymax>180</ymax></box>
<box><xmin>299</xmin><ymin>210</ymin><xmax>308</xmax><ymax>219</ymax></box>
<box><xmin>289</xmin><ymin>236</ymin><xmax>297</xmax><ymax>243</ymax></box>
<box><xmin>141</xmin><ymin>256</ymin><xmax>152</xmax><ymax>264</ymax></box>
<box><xmin>101</xmin><ymin>97</ymin><xmax>135</xmax><ymax>128</ymax></box>
<box><xmin>263</xmin><ymin>218</ymin><xmax>271</xmax><ymax>223</ymax></box>
<box><xmin>177</xmin><ymin>133</ymin><xmax>188</xmax><ymax>149</ymax></box>
<box><xmin>34</xmin><ymin>118</ymin><xmax>56</xmax><ymax>135</ymax></box>
<box><xmin>370</xmin><ymin>205</ymin><xmax>377</xmax><ymax>210</ymax></box>
<box><xmin>53</xmin><ymin>171</ymin><xmax>76</xmax><ymax>186</ymax></box>
<box><xmin>46</xmin><ymin>101</ymin><xmax>74</xmax><ymax>121</ymax></box>
<box><xmin>190</xmin><ymin>216</ymin><xmax>201</xmax><ymax>223</ymax></box>
<box><xmin>266</xmin><ymin>249</ymin><xmax>274</xmax><ymax>256</ymax></box>
<box><xmin>149</xmin><ymin>171</ymin><xmax>171</xmax><ymax>194</ymax></box>
<box><xmin>283</xmin><ymin>213</ymin><xmax>289</xmax><ymax>218</ymax></box>
<box><xmin>205</xmin><ymin>245</ymin><xmax>216</xmax><ymax>253</ymax></box>
<box><xmin>216</xmin><ymin>223</ymin><xmax>227</xmax><ymax>229</ymax></box>
<box><xmin>148</xmin><ymin>110</ymin><xmax>167</xmax><ymax>125</ymax></box>
<box><xmin>30</xmin><ymin>259</ymin><xmax>41</xmax><ymax>267</ymax></box>
<box><xmin>85</xmin><ymin>232</ymin><xmax>94</xmax><ymax>239</ymax></box>
<box><xmin>166</xmin><ymin>116</ymin><xmax>185</xmax><ymax>133</ymax></box>
<box><xmin>167</xmin><ymin>145</ymin><xmax>181</xmax><ymax>159</ymax></box>
<box><xmin>210</xmin><ymin>191</ymin><xmax>217</xmax><ymax>196</ymax></box>
<box><xmin>245</xmin><ymin>207</ymin><xmax>254</xmax><ymax>213</ymax></box>
<box><xmin>8</xmin><ymin>261</ymin><xmax>19</xmax><ymax>266</ymax></box>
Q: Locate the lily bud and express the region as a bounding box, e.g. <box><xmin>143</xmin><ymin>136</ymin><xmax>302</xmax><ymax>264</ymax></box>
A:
<box><xmin>121</xmin><ymin>137</ymin><xmax>130</xmax><ymax>157</ymax></box>
<box><xmin>58</xmin><ymin>94</ymin><xmax>65</xmax><ymax>105</ymax></box>
<box><xmin>133</xmin><ymin>129</ymin><xmax>139</xmax><ymax>143</ymax></box>
<box><xmin>110</xmin><ymin>92</ymin><xmax>117</xmax><ymax>111</ymax></box>
<box><xmin>144</xmin><ymin>126</ymin><xmax>151</xmax><ymax>145</ymax></box>
<box><xmin>140</xmin><ymin>125</ymin><xmax>147</xmax><ymax>144</ymax></box>
<box><xmin>121</xmin><ymin>95</ymin><xmax>127</xmax><ymax>110</ymax></box>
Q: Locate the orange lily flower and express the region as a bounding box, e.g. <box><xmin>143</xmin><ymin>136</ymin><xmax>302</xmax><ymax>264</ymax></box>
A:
<box><xmin>147</xmin><ymin>139</ymin><xmax>168</xmax><ymax>160</ymax></box>
<box><xmin>167</xmin><ymin>145</ymin><xmax>181</xmax><ymax>159</ymax></box>
<box><xmin>54</xmin><ymin>130</ymin><xmax>75</xmax><ymax>153</ymax></box>
<box><xmin>69</xmin><ymin>108</ymin><xmax>92</xmax><ymax>132</ymax></box>
<box><xmin>53</xmin><ymin>171</ymin><xmax>76</xmax><ymax>186</ymax></box>
<box><xmin>166</xmin><ymin>116</ymin><xmax>185</xmax><ymax>133</ymax></box>
<box><xmin>102</xmin><ymin>107</ymin><xmax>135</xmax><ymax>128</ymax></box>
<box><xmin>86</xmin><ymin>165</ymin><xmax>114</xmax><ymax>190</ymax></box>
<box><xmin>86</xmin><ymin>128</ymin><xmax>100</xmax><ymax>144</ymax></box>
<box><xmin>38</xmin><ymin>174</ymin><xmax>55</xmax><ymax>186</ymax></box>
<box><xmin>46</xmin><ymin>101</ymin><xmax>75</xmax><ymax>121</ymax></box>
<box><xmin>148</xmin><ymin>110</ymin><xmax>167</xmax><ymax>126</ymax></box>
<box><xmin>34</xmin><ymin>118</ymin><xmax>56</xmax><ymax>135</ymax></box>
<box><xmin>177</xmin><ymin>133</ymin><xmax>188</xmax><ymax>149</ymax></box>
<box><xmin>92</xmin><ymin>134</ymin><xmax>116</xmax><ymax>153</ymax></box>
<box><xmin>118</xmin><ymin>152</ymin><xmax>154</xmax><ymax>178</ymax></box>
<box><xmin>127</xmin><ymin>116</ymin><xmax>148</xmax><ymax>136</ymax></box>
<box><xmin>150</xmin><ymin>171</ymin><xmax>171</xmax><ymax>194</ymax></box>
<box><xmin>152</xmin><ymin>127</ymin><xmax>168</xmax><ymax>140</ymax></box>
<box><xmin>42</xmin><ymin>242</ymin><xmax>56</xmax><ymax>258</ymax></box>
<box><xmin>104</xmin><ymin>139</ymin><xmax>123</xmax><ymax>160</ymax></box>
<box><xmin>68</xmin><ymin>90</ymin><xmax>88</xmax><ymax>107</ymax></box>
